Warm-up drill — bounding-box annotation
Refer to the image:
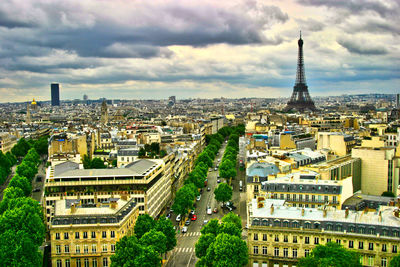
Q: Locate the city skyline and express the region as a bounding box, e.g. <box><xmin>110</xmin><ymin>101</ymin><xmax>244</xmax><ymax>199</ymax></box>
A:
<box><xmin>0</xmin><ymin>0</ymin><xmax>398</xmax><ymax>103</ymax></box>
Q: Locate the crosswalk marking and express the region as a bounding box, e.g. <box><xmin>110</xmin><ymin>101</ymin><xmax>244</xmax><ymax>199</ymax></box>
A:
<box><xmin>174</xmin><ymin>247</ymin><xmax>194</xmax><ymax>253</ymax></box>
<box><xmin>180</xmin><ymin>231</ymin><xmax>201</xmax><ymax>237</ymax></box>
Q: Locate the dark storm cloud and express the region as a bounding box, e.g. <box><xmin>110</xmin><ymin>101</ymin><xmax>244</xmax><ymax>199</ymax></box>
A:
<box><xmin>337</xmin><ymin>37</ymin><xmax>388</xmax><ymax>55</ymax></box>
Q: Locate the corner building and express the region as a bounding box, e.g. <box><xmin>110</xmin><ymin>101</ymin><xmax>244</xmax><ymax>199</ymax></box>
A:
<box><xmin>248</xmin><ymin>198</ymin><xmax>400</xmax><ymax>267</ymax></box>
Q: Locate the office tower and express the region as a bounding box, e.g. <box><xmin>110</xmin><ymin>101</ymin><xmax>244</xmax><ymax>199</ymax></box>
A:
<box><xmin>51</xmin><ymin>83</ymin><xmax>60</xmax><ymax>106</ymax></box>
<box><xmin>284</xmin><ymin>32</ymin><xmax>316</xmax><ymax>112</ymax></box>
<box><xmin>83</xmin><ymin>94</ymin><xmax>88</xmax><ymax>101</ymax></box>
<box><xmin>397</xmin><ymin>94</ymin><xmax>399</xmax><ymax>108</ymax></box>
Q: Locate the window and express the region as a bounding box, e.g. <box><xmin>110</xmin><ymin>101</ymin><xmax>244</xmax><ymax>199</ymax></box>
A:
<box><xmin>84</xmin><ymin>258</ymin><xmax>89</xmax><ymax>267</ymax></box>
<box><xmin>83</xmin><ymin>232</ymin><xmax>88</xmax><ymax>239</ymax></box>
<box><xmin>368</xmin><ymin>243</ymin><xmax>374</xmax><ymax>251</ymax></box>
<box><xmin>111</xmin><ymin>231</ymin><xmax>115</xmax><ymax>238</ymax></box>
<box><xmin>65</xmin><ymin>259</ymin><xmax>70</xmax><ymax>267</ymax></box>
<box><xmin>393</xmin><ymin>245</ymin><xmax>398</xmax><ymax>253</ymax></box>
<box><xmin>91</xmin><ymin>232</ymin><xmax>96</xmax><ymax>238</ymax></box>
<box><xmin>293</xmin><ymin>248</ymin><xmax>297</xmax><ymax>258</ymax></box>
<box><xmin>274</xmin><ymin>235</ymin><xmax>279</xmax><ymax>242</ymax></box>
<box><xmin>262</xmin><ymin>246</ymin><xmax>267</xmax><ymax>255</ymax></box>
<box><xmin>111</xmin><ymin>244</ymin><xmax>116</xmax><ymax>252</ymax></box>
<box><xmin>284</xmin><ymin>235</ymin><xmax>288</xmax><ymax>242</ymax></box>
<box><xmin>76</xmin><ymin>245</ymin><xmax>80</xmax><ymax>254</ymax></box>
<box><xmin>254</xmin><ymin>233</ymin><xmax>258</xmax><ymax>241</ymax></box>
<box><xmin>57</xmin><ymin>259</ymin><xmax>62</xmax><ymax>267</ymax></box>
<box><xmin>314</xmin><ymin>237</ymin><xmax>319</xmax><ymax>245</ymax></box>
<box><xmin>274</xmin><ymin>247</ymin><xmax>279</xmax><ymax>257</ymax></box>
<box><xmin>382</xmin><ymin>258</ymin><xmax>387</xmax><ymax>267</ymax></box>
<box><xmin>305</xmin><ymin>249</ymin><xmax>310</xmax><ymax>257</ymax></box>
<box><xmin>293</xmin><ymin>236</ymin><xmax>297</xmax><ymax>243</ymax></box>
<box><xmin>349</xmin><ymin>241</ymin><xmax>354</xmax><ymax>248</ymax></box>
<box><xmin>56</xmin><ymin>245</ymin><xmax>61</xmax><ymax>254</ymax></box>
<box><xmin>368</xmin><ymin>256</ymin><xmax>374</xmax><ymax>266</ymax></box>
<box><xmin>75</xmin><ymin>232</ymin><xmax>80</xmax><ymax>239</ymax></box>
<box><xmin>283</xmin><ymin>248</ymin><xmax>288</xmax><ymax>257</ymax></box>
<box><xmin>280</xmin><ymin>194</ymin><xmax>284</xmax><ymax>199</ymax></box>
<box><xmin>92</xmin><ymin>259</ymin><xmax>97</xmax><ymax>267</ymax></box>
<box><xmin>84</xmin><ymin>245</ymin><xmax>89</xmax><ymax>253</ymax></box>
<box><xmin>103</xmin><ymin>258</ymin><xmax>108</xmax><ymax>267</ymax></box>
<box><xmin>253</xmin><ymin>246</ymin><xmax>259</xmax><ymax>254</ymax></box>
<box><xmin>92</xmin><ymin>244</ymin><xmax>97</xmax><ymax>253</ymax></box>
<box><xmin>76</xmin><ymin>259</ymin><xmax>81</xmax><ymax>267</ymax></box>
<box><xmin>262</xmin><ymin>234</ymin><xmax>267</xmax><ymax>241</ymax></box>
<box><xmin>382</xmin><ymin>244</ymin><xmax>387</xmax><ymax>252</ymax></box>
<box><xmin>327</xmin><ymin>238</ymin><xmax>332</xmax><ymax>243</ymax></box>
<box><xmin>336</xmin><ymin>239</ymin><xmax>341</xmax><ymax>245</ymax></box>
<box><xmin>64</xmin><ymin>245</ymin><xmax>70</xmax><ymax>253</ymax></box>
<box><xmin>305</xmin><ymin>237</ymin><xmax>310</xmax><ymax>244</ymax></box>
<box><xmin>102</xmin><ymin>231</ymin><xmax>107</xmax><ymax>238</ymax></box>
<box><xmin>359</xmin><ymin>242</ymin><xmax>364</xmax><ymax>250</ymax></box>
<box><xmin>55</xmin><ymin>233</ymin><xmax>60</xmax><ymax>240</ymax></box>
<box><xmin>64</xmin><ymin>232</ymin><xmax>69</xmax><ymax>240</ymax></box>
<box><xmin>103</xmin><ymin>244</ymin><xmax>108</xmax><ymax>252</ymax></box>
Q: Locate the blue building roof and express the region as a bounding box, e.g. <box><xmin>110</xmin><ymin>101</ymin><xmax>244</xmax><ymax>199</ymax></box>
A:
<box><xmin>246</xmin><ymin>162</ymin><xmax>280</xmax><ymax>180</ymax></box>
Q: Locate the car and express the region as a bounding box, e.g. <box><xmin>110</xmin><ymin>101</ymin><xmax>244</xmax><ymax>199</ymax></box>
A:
<box><xmin>166</xmin><ymin>213</ymin><xmax>171</xmax><ymax>219</ymax></box>
<box><xmin>214</xmin><ymin>167</ymin><xmax>218</xmax><ymax>171</ymax></box>
<box><xmin>176</xmin><ymin>214</ymin><xmax>181</xmax><ymax>222</ymax></box>
<box><xmin>207</xmin><ymin>187</ymin><xmax>211</xmax><ymax>191</ymax></box>
<box><xmin>217</xmin><ymin>179</ymin><xmax>221</xmax><ymax>183</ymax></box>
<box><xmin>182</xmin><ymin>226</ymin><xmax>188</xmax><ymax>233</ymax></box>
<box><xmin>207</xmin><ymin>206</ymin><xmax>212</xmax><ymax>215</ymax></box>
<box><xmin>213</xmin><ymin>207</ymin><xmax>218</xmax><ymax>213</ymax></box>
<box><xmin>191</xmin><ymin>215</ymin><xmax>197</xmax><ymax>221</ymax></box>
<box><xmin>217</xmin><ymin>175</ymin><xmax>220</xmax><ymax>178</ymax></box>
<box><xmin>218</xmin><ymin>159</ymin><xmax>221</xmax><ymax>162</ymax></box>
<box><xmin>203</xmin><ymin>220</ymin><xmax>208</xmax><ymax>225</ymax></box>
<box><xmin>196</xmin><ymin>195</ymin><xmax>201</xmax><ymax>201</ymax></box>
<box><xmin>185</xmin><ymin>219</ymin><xmax>191</xmax><ymax>226</ymax></box>
<box><xmin>209</xmin><ymin>169</ymin><xmax>212</xmax><ymax>172</ymax></box>
<box><xmin>33</xmin><ymin>188</ymin><xmax>41</xmax><ymax>192</ymax></box>
<box><xmin>36</xmin><ymin>176</ymin><xmax>42</xmax><ymax>182</ymax></box>
<box><xmin>200</xmin><ymin>189</ymin><xmax>203</xmax><ymax>194</ymax></box>
<box><xmin>190</xmin><ymin>209</ymin><xmax>196</xmax><ymax>215</ymax></box>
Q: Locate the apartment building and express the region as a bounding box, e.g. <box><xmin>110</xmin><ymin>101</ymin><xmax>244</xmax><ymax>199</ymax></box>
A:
<box><xmin>248</xmin><ymin>198</ymin><xmax>400</xmax><ymax>267</ymax></box>
<box><xmin>44</xmin><ymin>158</ymin><xmax>171</xmax><ymax>224</ymax></box>
<box><xmin>260</xmin><ymin>171</ymin><xmax>353</xmax><ymax>209</ymax></box>
<box><xmin>0</xmin><ymin>132</ymin><xmax>17</xmax><ymax>153</ymax></box>
<box><xmin>49</xmin><ymin>197</ymin><xmax>139</xmax><ymax>267</ymax></box>
<box><xmin>317</xmin><ymin>132</ymin><xmax>356</xmax><ymax>157</ymax></box>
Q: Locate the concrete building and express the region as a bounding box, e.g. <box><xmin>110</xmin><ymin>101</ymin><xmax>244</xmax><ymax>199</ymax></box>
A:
<box><xmin>248</xmin><ymin>198</ymin><xmax>400</xmax><ymax>267</ymax></box>
<box><xmin>0</xmin><ymin>132</ymin><xmax>17</xmax><ymax>153</ymax></box>
<box><xmin>51</xmin><ymin>83</ymin><xmax>60</xmax><ymax>106</ymax></box>
<box><xmin>48</xmin><ymin>133</ymin><xmax>88</xmax><ymax>162</ymax></box>
<box><xmin>352</xmin><ymin>147</ymin><xmax>399</xmax><ymax>196</ymax></box>
<box><xmin>117</xmin><ymin>149</ymin><xmax>139</xmax><ymax>167</ymax></box>
<box><xmin>44</xmin><ymin>159</ymin><xmax>171</xmax><ymax>223</ymax></box>
<box><xmin>49</xmin><ymin>196</ymin><xmax>139</xmax><ymax>267</ymax></box>
<box><xmin>280</xmin><ymin>133</ymin><xmax>315</xmax><ymax>151</ymax></box>
<box><xmin>317</xmin><ymin>132</ymin><xmax>356</xmax><ymax>157</ymax></box>
<box><xmin>246</xmin><ymin>162</ymin><xmax>280</xmax><ymax>201</ymax></box>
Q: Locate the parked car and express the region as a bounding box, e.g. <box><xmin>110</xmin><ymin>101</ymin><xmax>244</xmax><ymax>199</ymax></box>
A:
<box><xmin>166</xmin><ymin>213</ymin><xmax>171</xmax><ymax>219</ymax></box>
<box><xmin>185</xmin><ymin>219</ymin><xmax>191</xmax><ymax>226</ymax></box>
<box><xmin>191</xmin><ymin>215</ymin><xmax>197</xmax><ymax>221</ymax></box>
<box><xmin>207</xmin><ymin>187</ymin><xmax>211</xmax><ymax>192</ymax></box>
<box><xmin>203</xmin><ymin>220</ymin><xmax>208</xmax><ymax>226</ymax></box>
<box><xmin>33</xmin><ymin>188</ymin><xmax>41</xmax><ymax>192</ymax></box>
<box><xmin>176</xmin><ymin>214</ymin><xmax>181</xmax><ymax>222</ymax></box>
<box><xmin>214</xmin><ymin>167</ymin><xmax>218</xmax><ymax>171</ymax></box>
<box><xmin>217</xmin><ymin>179</ymin><xmax>221</xmax><ymax>183</ymax></box>
<box><xmin>36</xmin><ymin>176</ymin><xmax>42</xmax><ymax>182</ymax></box>
<box><xmin>200</xmin><ymin>188</ymin><xmax>203</xmax><ymax>194</ymax></box>
<box><xmin>182</xmin><ymin>226</ymin><xmax>188</xmax><ymax>233</ymax></box>
<box><xmin>196</xmin><ymin>195</ymin><xmax>201</xmax><ymax>201</ymax></box>
<box><xmin>207</xmin><ymin>206</ymin><xmax>212</xmax><ymax>215</ymax></box>
<box><xmin>190</xmin><ymin>209</ymin><xmax>196</xmax><ymax>215</ymax></box>
<box><xmin>218</xmin><ymin>159</ymin><xmax>221</xmax><ymax>162</ymax></box>
<box><xmin>213</xmin><ymin>207</ymin><xmax>218</xmax><ymax>213</ymax></box>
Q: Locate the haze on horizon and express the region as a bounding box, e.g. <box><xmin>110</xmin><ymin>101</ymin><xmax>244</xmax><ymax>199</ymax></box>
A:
<box><xmin>0</xmin><ymin>0</ymin><xmax>398</xmax><ymax>103</ymax></box>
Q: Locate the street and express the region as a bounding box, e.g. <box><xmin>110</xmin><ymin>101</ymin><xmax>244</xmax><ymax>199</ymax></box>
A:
<box><xmin>166</xmin><ymin>141</ymin><xmax>247</xmax><ymax>266</ymax></box>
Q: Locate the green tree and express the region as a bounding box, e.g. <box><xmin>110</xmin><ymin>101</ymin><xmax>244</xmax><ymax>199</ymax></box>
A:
<box><xmin>5</xmin><ymin>151</ymin><xmax>17</xmax><ymax>166</ymax></box>
<box><xmin>390</xmin><ymin>254</ymin><xmax>400</xmax><ymax>267</ymax></box>
<box><xmin>154</xmin><ymin>216</ymin><xmax>177</xmax><ymax>252</ymax></box>
<box><xmin>218</xmin><ymin>222</ymin><xmax>241</xmax><ymax>237</ymax></box>
<box><xmin>200</xmin><ymin>219</ymin><xmax>220</xmax><ymax>236</ymax></box>
<box><xmin>221</xmin><ymin>212</ymin><xmax>242</xmax><ymax>231</ymax></box>
<box><xmin>33</xmin><ymin>136</ymin><xmax>49</xmax><ymax>155</ymax></box>
<box><xmin>159</xmin><ymin>150</ymin><xmax>167</xmax><ymax>158</ymax></box>
<box><xmin>0</xmin><ymin>187</ymin><xmax>25</xmax><ymax>214</ymax></box>
<box><xmin>298</xmin><ymin>242</ymin><xmax>361</xmax><ymax>267</ymax></box>
<box><xmin>82</xmin><ymin>154</ymin><xmax>92</xmax><ymax>169</ymax></box>
<box><xmin>138</xmin><ymin>148</ymin><xmax>146</xmax><ymax>157</ymax></box>
<box><xmin>111</xmin><ymin>235</ymin><xmax>161</xmax><ymax>267</ymax></box>
<box><xmin>91</xmin><ymin>158</ymin><xmax>107</xmax><ymax>169</ymax></box>
<box><xmin>195</xmin><ymin>233</ymin><xmax>215</xmax><ymax>258</ymax></box>
<box><xmin>134</xmin><ymin>214</ymin><xmax>155</xmax><ymax>239</ymax></box>
<box><xmin>112</xmin><ymin>159</ymin><xmax>117</xmax><ymax>167</ymax></box>
<box><xmin>172</xmin><ymin>183</ymin><xmax>198</xmax><ymax>217</ymax></box>
<box><xmin>9</xmin><ymin>174</ymin><xmax>32</xmax><ymax>196</ymax></box>
<box><xmin>24</xmin><ymin>148</ymin><xmax>40</xmax><ymax>165</ymax></box>
<box><xmin>0</xmin><ymin>151</ymin><xmax>11</xmax><ymax>170</ymax></box>
<box><xmin>214</xmin><ymin>183</ymin><xmax>233</xmax><ymax>204</ymax></box>
<box><xmin>150</xmin><ymin>143</ymin><xmax>160</xmax><ymax>155</ymax></box>
<box><xmin>196</xmin><ymin>152</ymin><xmax>213</xmax><ymax>167</ymax></box>
<box><xmin>139</xmin><ymin>229</ymin><xmax>167</xmax><ymax>254</ymax></box>
<box><xmin>205</xmin><ymin>233</ymin><xmax>248</xmax><ymax>267</ymax></box>
<box><xmin>382</xmin><ymin>191</ymin><xmax>395</xmax><ymax>197</ymax></box>
<box><xmin>16</xmin><ymin>161</ymin><xmax>37</xmax><ymax>181</ymax></box>
<box><xmin>11</xmin><ymin>138</ymin><xmax>31</xmax><ymax>158</ymax></box>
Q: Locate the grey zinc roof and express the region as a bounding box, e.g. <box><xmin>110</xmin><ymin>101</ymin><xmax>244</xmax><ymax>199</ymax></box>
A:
<box><xmin>118</xmin><ymin>149</ymin><xmax>139</xmax><ymax>156</ymax></box>
<box><xmin>247</xmin><ymin>162</ymin><xmax>279</xmax><ymax>178</ymax></box>
<box><xmin>53</xmin><ymin>161</ymin><xmax>80</xmax><ymax>177</ymax></box>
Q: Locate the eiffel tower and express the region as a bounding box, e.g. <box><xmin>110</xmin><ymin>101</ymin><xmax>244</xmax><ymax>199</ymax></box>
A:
<box><xmin>284</xmin><ymin>32</ymin><xmax>316</xmax><ymax>112</ymax></box>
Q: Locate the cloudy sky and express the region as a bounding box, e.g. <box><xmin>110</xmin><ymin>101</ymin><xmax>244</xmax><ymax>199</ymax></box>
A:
<box><xmin>0</xmin><ymin>0</ymin><xmax>398</xmax><ymax>102</ymax></box>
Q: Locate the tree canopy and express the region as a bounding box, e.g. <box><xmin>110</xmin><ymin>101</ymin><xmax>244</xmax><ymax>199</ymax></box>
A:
<box><xmin>154</xmin><ymin>216</ymin><xmax>177</xmax><ymax>252</ymax></box>
<box><xmin>214</xmin><ymin>183</ymin><xmax>233</xmax><ymax>204</ymax></box>
<box><xmin>134</xmin><ymin>214</ymin><xmax>155</xmax><ymax>239</ymax></box>
<box><xmin>298</xmin><ymin>242</ymin><xmax>361</xmax><ymax>267</ymax></box>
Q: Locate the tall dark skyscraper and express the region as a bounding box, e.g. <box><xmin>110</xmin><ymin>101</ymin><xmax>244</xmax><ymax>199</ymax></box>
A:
<box><xmin>51</xmin><ymin>83</ymin><xmax>60</xmax><ymax>106</ymax></box>
<box><xmin>284</xmin><ymin>32</ymin><xmax>316</xmax><ymax>112</ymax></box>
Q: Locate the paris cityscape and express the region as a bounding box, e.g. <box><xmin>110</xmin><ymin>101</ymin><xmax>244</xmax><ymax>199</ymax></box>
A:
<box><xmin>0</xmin><ymin>1</ymin><xmax>399</xmax><ymax>267</ymax></box>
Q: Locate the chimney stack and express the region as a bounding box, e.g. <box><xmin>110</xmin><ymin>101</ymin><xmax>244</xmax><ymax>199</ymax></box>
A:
<box><xmin>110</xmin><ymin>200</ymin><xmax>117</xmax><ymax>209</ymax></box>
<box><xmin>121</xmin><ymin>193</ymin><xmax>128</xmax><ymax>201</ymax></box>
<box><xmin>71</xmin><ymin>203</ymin><xmax>76</xmax><ymax>213</ymax></box>
<box><xmin>394</xmin><ymin>208</ymin><xmax>399</xmax><ymax>218</ymax></box>
<box><xmin>345</xmin><ymin>207</ymin><xmax>349</xmax><ymax>218</ymax></box>
<box><xmin>378</xmin><ymin>211</ymin><xmax>382</xmax><ymax>222</ymax></box>
<box><xmin>301</xmin><ymin>208</ymin><xmax>305</xmax><ymax>216</ymax></box>
<box><xmin>270</xmin><ymin>204</ymin><xmax>274</xmax><ymax>215</ymax></box>
<box><xmin>323</xmin><ymin>208</ymin><xmax>327</xmax><ymax>218</ymax></box>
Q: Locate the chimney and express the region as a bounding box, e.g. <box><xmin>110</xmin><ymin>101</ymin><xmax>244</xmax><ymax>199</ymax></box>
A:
<box><xmin>301</xmin><ymin>208</ymin><xmax>305</xmax><ymax>216</ymax></box>
<box><xmin>71</xmin><ymin>203</ymin><xmax>76</xmax><ymax>213</ymax></box>
<box><xmin>270</xmin><ymin>204</ymin><xmax>274</xmax><ymax>215</ymax></box>
<box><xmin>394</xmin><ymin>208</ymin><xmax>399</xmax><ymax>218</ymax></box>
<box><xmin>378</xmin><ymin>211</ymin><xmax>382</xmax><ymax>222</ymax></box>
<box><xmin>323</xmin><ymin>209</ymin><xmax>327</xmax><ymax>218</ymax></box>
<box><xmin>345</xmin><ymin>207</ymin><xmax>349</xmax><ymax>218</ymax></box>
<box><xmin>110</xmin><ymin>200</ymin><xmax>117</xmax><ymax>209</ymax></box>
<box><xmin>94</xmin><ymin>192</ymin><xmax>98</xmax><ymax>204</ymax></box>
<box><xmin>121</xmin><ymin>193</ymin><xmax>128</xmax><ymax>201</ymax></box>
